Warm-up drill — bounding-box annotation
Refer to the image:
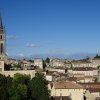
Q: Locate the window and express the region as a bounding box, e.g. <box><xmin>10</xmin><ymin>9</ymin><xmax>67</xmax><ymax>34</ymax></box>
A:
<box><xmin>0</xmin><ymin>43</ymin><xmax>3</xmax><ymax>54</ymax></box>
<box><xmin>0</xmin><ymin>35</ymin><xmax>2</xmax><ymax>39</ymax></box>
<box><xmin>60</xmin><ymin>93</ymin><xmax>62</xmax><ymax>96</ymax></box>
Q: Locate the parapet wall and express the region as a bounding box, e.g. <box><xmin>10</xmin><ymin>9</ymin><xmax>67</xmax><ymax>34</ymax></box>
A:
<box><xmin>0</xmin><ymin>70</ymin><xmax>36</xmax><ymax>78</ymax></box>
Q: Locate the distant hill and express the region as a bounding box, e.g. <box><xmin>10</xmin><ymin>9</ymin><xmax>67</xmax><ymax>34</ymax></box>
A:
<box><xmin>9</xmin><ymin>52</ymin><xmax>100</xmax><ymax>60</ymax></box>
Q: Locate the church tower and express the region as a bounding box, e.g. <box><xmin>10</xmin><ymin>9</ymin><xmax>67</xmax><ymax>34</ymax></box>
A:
<box><xmin>0</xmin><ymin>15</ymin><xmax>5</xmax><ymax>60</ymax></box>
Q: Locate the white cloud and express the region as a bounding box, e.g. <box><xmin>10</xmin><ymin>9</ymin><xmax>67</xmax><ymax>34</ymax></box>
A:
<box><xmin>7</xmin><ymin>35</ymin><xmax>16</xmax><ymax>39</ymax></box>
<box><xmin>17</xmin><ymin>53</ymin><xmax>32</xmax><ymax>57</ymax></box>
<box><xmin>25</xmin><ymin>43</ymin><xmax>40</xmax><ymax>48</ymax></box>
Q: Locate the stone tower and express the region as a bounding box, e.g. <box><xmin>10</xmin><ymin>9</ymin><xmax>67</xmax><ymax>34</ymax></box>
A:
<box><xmin>0</xmin><ymin>15</ymin><xmax>5</xmax><ymax>60</ymax></box>
<box><xmin>0</xmin><ymin>15</ymin><xmax>5</xmax><ymax>71</ymax></box>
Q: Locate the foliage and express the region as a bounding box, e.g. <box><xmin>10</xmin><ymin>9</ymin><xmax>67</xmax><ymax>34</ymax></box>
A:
<box><xmin>13</xmin><ymin>63</ymin><xmax>21</xmax><ymax>68</ymax></box>
<box><xmin>94</xmin><ymin>54</ymin><xmax>100</xmax><ymax>58</ymax></box>
<box><xmin>0</xmin><ymin>74</ymin><xmax>8</xmax><ymax>100</ymax></box>
<box><xmin>97</xmin><ymin>66</ymin><xmax>100</xmax><ymax>69</ymax></box>
<box><xmin>29</xmin><ymin>72</ymin><xmax>50</xmax><ymax>100</ymax></box>
<box><xmin>0</xmin><ymin>73</ymin><xmax>50</xmax><ymax>100</ymax></box>
<box><xmin>43</xmin><ymin>58</ymin><xmax>50</xmax><ymax>69</ymax></box>
<box><xmin>70</xmin><ymin>63</ymin><xmax>74</xmax><ymax>70</ymax></box>
<box><xmin>45</xmin><ymin>58</ymin><xmax>50</xmax><ymax>63</ymax></box>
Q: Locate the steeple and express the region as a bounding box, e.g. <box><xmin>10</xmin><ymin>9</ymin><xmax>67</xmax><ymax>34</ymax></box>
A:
<box><xmin>0</xmin><ymin>14</ymin><xmax>5</xmax><ymax>61</ymax></box>
<box><xmin>0</xmin><ymin>15</ymin><xmax>4</xmax><ymax>32</ymax></box>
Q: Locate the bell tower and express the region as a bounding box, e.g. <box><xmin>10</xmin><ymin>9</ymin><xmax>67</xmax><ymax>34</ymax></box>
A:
<box><xmin>0</xmin><ymin>15</ymin><xmax>5</xmax><ymax>60</ymax></box>
<box><xmin>0</xmin><ymin>15</ymin><xmax>5</xmax><ymax>71</ymax></box>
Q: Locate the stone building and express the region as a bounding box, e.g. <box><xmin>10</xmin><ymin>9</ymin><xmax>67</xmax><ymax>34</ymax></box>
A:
<box><xmin>0</xmin><ymin>15</ymin><xmax>5</xmax><ymax>72</ymax></box>
<box><xmin>48</xmin><ymin>81</ymin><xmax>84</xmax><ymax>100</ymax></box>
<box><xmin>50</xmin><ymin>58</ymin><xmax>66</xmax><ymax>68</ymax></box>
<box><xmin>0</xmin><ymin>16</ymin><xmax>36</xmax><ymax>78</ymax></box>
<box><xmin>34</xmin><ymin>58</ymin><xmax>43</xmax><ymax>69</ymax></box>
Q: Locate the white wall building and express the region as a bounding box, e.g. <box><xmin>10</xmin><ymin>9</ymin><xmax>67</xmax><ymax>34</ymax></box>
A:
<box><xmin>68</xmin><ymin>68</ymin><xmax>98</xmax><ymax>76</ymax></box>
<box><xmin>48</xmin><ymin>81</ymin><xmax>84</xmax><ymax>100</ymax></box>
<box><xmin>50</xmin><ymin>58</ymin><xmax>66</xmax><ymax>68</ymax></box>
<box><xmin>34</xmin><ymin>58</ymin><xmax>43</xmax><ymax>69</ymax></box>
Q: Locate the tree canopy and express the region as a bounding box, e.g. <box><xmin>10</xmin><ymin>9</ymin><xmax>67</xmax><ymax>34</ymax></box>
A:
<box><xmin>0</xmin><ymin>73</ymin><xmax>50</xmax><ymax>100</ymax></box>
<box><xmin>45</xmin><ymin>58</ymin><xmax>50</xmax><ymax>64</ymax></box>
<box><xmin>94</xmin><ymin>54</ymin><xmax>100</xmax><ymax>58</ymax></box>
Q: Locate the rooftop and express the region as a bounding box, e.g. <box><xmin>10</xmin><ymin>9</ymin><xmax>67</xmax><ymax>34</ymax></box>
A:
<box><xmin>53</xmin><ymin>81</ymin><xmax>83</xmax><ymax>89</ymax></box>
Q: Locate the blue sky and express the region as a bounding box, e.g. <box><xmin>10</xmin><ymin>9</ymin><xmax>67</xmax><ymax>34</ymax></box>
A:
<box><xmin>0</xmin><ymin>0</ymin><xmax>100</xmax><ymax>59</ymax></box>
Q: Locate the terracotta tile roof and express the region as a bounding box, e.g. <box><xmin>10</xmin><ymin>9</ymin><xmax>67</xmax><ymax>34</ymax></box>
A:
<box><xmin>53</xmin><ymin>81</ymin><xmax>83</xmax><ymax>89</ymax></box>
<box><xmin>79</xmin><ymin>83</ymin><xmax>100</xmax><ymax>93</ymax></box>
<box><xmin>67</xmin><ymin>77</ymin><xmax>77</xmax><ymax>81</ymax></box>
<box><xmin>76</xmin><ymin>77</ymin><xmax>85</xmax><ymax>81</ymax></box>
<box><xmin>67</xmin><ymin>76</ymin><xmax>94</xmax><ymax>82</ymax></box>
<box><xmin>85</xmin><ymin>76</ymin><xmax>93</xmax><ymax>78</ymax></box>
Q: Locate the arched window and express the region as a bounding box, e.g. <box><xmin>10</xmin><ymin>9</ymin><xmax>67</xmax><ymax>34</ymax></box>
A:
<box><xmin>0</xmin><ymin>43</ymin><xmax>3</xmax><ymax>54</ymax></box>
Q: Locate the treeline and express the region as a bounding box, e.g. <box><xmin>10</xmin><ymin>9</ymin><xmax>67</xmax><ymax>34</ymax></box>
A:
<box><xmin>0</xmin><ymin>73</ymin><xmax>50</xmax><ymax>100</ymax></box>
<box><xmin>94</xmin><ymin>54</ymin><xmax>100</xmax><ymax>58</ymax></box>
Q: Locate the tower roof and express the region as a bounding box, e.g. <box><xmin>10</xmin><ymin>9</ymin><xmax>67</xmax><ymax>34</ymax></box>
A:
<box><xmin>0</xmin><ymin>15</ymin><xmax>3</xmax><ymax>28</ymax></box>
<box><xmin>0</xmin><ymin>15</ymin><xmax>4</xmax><ymax>32</ymax></box>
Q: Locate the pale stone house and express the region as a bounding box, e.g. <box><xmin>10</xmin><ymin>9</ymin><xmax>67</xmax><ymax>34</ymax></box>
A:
<box><xmin>34</xmin><ymin>58</ymin><xmax>43</xmax><ymax>69</ymax></box>
<box><xmin>77</xmin><ymin>76</ymin><xmax>95</xmax><ymax>83</ymax></box>
<box><xmin>46</xmin><ymin>71</ymin><xmax>56</xmax><ymax>81</ymax></box>
<box><xmin>80</xmin><ymin>83</ymin><xmax>100</xmax><ymax>100</ymax></box>
<box><xmin>0</xmin><ymin>60</ymin><xmax>4</xmax><ymax>71</ymax></box>
<box><xmin>48</xmin><ymin>81</ymin><xmax>84</xmax><ymax>100</ymax></box>
<box><xmin>68</xmin><ymin>68</ymin><xmax>98</xmax><ymax>76</ymax></box>
<box><xmin>72</xmin><ymin>60</ymin><xmax>92</xmax><ymax>68</ymax></box>
<box><xmin>21</xmin><ymin>60</ymin><xmax>31</xmax><ymax>68</ymax></box>
<box><xmin>65</xmin><ymin>61</ymin><xmax>72</xmax><ymax>68</ymax></box>
<box><xmin>67</xmin><ymin>75</ymin><xmax>95</xmax><ymax>83</ymax></box>
<box><xmin>6</xmin><ymin>58</ymin><xmax>19</xmax><ymax>65</ymax></box>
<box><xmin>46</xmin><ymin>71</ymin><xmax>68</xmax><ymax>82</ymax></box>
<box><xmin>91</xmin><ymin>58</ymin><xmax>100</xmax><ymax>68</ymax></box>
<box><xmin>46</xmin><ymin>67</ymin><xmax>65</xmax><ymax>73</ymax></box>
<box><xmin>50</xmin><ymin>58</ymin><xmax>66</xmax><ymax>68</ymax></box>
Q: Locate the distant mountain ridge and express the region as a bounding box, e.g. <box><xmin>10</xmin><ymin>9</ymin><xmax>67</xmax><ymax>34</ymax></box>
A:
<box><xmin>9</xmin><ymin>52</ymin><xmax>100</xmax><ymax>60</ymax></box>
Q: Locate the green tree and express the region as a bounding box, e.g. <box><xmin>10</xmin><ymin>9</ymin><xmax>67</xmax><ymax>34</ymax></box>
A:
<box><xmin>70</xmin><ymin>63</ymin><xmax>74</xmax><ymax>70</ymax></box>
<box><xmin>8</xmin><ymin>73</ymin><xmax>30</xmax><ymax>100</ymax></box>
<box><xmin>17</xmin><ymin>84</ymin><xmax>27</xmax><ymax>99</ymax></box>
<box><xmin>0</xmin><ymin>73</ymin><xmax>50</xmax><ymax>100</ymax></box>
<box><xmin>13</xmin><ymin>73</ymin><xmax>30</xmax><ymax>85</ymax></box>
<box><xmin>45</xmin><ymin>58</ymin><xmax>50</xmax><ymax>64</ymax></box>
<box><xmin>28</xmin><ymin>72</ymin><xmax>50</xmax><ymax>100</ymax></box>
<box><xmin>13</xmin><ymin>63</ymin><xmax>21</xmax><ymax>68</ymax></box>
<box><xmin>0</xmin><ymin>74</ymin><xmax>9</xmax><ymax>100</ymax></box>
<box><xmin>94</xmin><ymin>54</ymin><xmax>100</xmax><ymax>58</ymax></box>
<box><xmin>97</xmin><ymin>66</ymin><xmax>100</xmax><ymax>69</ymax></box>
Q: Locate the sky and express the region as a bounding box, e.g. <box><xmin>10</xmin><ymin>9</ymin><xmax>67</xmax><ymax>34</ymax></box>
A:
<box><xmin>0</xmin><ymin>0</ymin><xmax>100</xmax><ymax>59</ymax></box>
